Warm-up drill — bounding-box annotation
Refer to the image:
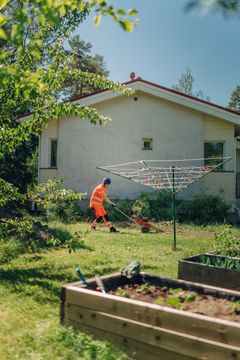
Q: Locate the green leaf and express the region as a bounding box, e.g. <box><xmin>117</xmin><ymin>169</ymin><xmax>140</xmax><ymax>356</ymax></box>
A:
<box><xmin>0</xmin><ymin>13</ymin><xmax>7</xmax><ymax>26</ymax></box>
<box><xmin>94</xmin><ymin>14</ymin><xmax>101</xmax><ymax>26</ymax></box>
<box><xmin>0</xmin><ymin>28</ymin><xmax>7</xmax><ymax>40</ymax></box>
<box><xmin>117</xmin><ymin>9</ymin><xmax>126</xmax><ymax>15</ymax></box>
<box><xmin>184</xmin><ymin>292</ymin><xmax>197</xmax><ymax>302</ymax></box>
<box><xmin>31</xmin><ymin>49</ymin><xmax>41</xmax><ymax>60</ymax></box>
<box><xmin>58</xmin><ymin>5</ymin><xmax>66</xmax><ymax>17</ymax></box>
<box><xmin>154</xmin><ymin>297</ymin><xmax>164</xmax><ymax>305</ymax></box>
<box><xmin>0</xmin><ymin>0</ymin><xmax>9</xmax><ymax>10</ymax></box>
<box><xmin>128</xmin><ymin>9</ymin><xmax>138</xmax><ymax>16</ymax></box>
<box><xmin>119</xmin><ymin>20</ymin><xmax>133</xmax><ymax>32</ymax></box>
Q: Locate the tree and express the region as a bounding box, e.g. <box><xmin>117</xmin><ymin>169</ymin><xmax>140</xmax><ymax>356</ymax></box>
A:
<box><xmin>228</xmin><ymin>85</ymin><xmax>240</xmax><ymax>111</ymax></box>
<box><xmin>0</xmin><ymin>2</ymin><xmax>89</xmax><ymax>191</ymax></box>
<box><xmin>60</xmin><ymin>35</ymin><xmax>110</xmax><ymax>100</ymax></box>
<box><xmin>172</xmin><ymin>68</ymin><xmax>210</xmax><ymax>101</ymax></box>
<box><xmin>0</xmin><ymin>1</ymin><xmax>137</xmax><ymax>231</ymax></box>
<box><xmin>185</xmin><ymin>0</ymin><xmax>240</xmax><ymax>16</ymax></box>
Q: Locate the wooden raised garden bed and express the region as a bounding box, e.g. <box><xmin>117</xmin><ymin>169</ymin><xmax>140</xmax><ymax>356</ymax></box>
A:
<box><xmin>178</xmin><ymin>253</ymin><xmax>240</xmax><ymax>291</ymax></box>
<box><xmin>61</xmin><ymin>272</ymin><xmax>240</xmax><ymax>360</ymax></box>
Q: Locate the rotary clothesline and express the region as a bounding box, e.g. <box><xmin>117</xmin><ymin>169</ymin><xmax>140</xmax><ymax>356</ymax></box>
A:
<box><xmin>97</xmin><ymin>157</ymin><xmax>232</xmax><ymax>249</ymax></box>
<box><xmin>97</xmin><ymin>157</ymin><xmax>231</xmax><ymax>193</ymax></box>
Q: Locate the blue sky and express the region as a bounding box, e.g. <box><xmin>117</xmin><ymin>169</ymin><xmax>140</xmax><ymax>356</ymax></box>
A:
<box><xmin>77</xmin><ymin>0</ymin><xmax>240</xmax><ymax>107</ymax></box>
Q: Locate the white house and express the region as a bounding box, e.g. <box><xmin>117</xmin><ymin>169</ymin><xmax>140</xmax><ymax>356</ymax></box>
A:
<box><xmin>38</xmin><ymin>74</ymin><xmax>240</xmax><ymax>206</ymax></box>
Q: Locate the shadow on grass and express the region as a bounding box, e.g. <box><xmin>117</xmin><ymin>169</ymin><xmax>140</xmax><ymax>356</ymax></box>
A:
<box><xmin>50</xmin><ymin>227</ymin><xmax>93</xmax><ymax>251</ymax></box>
<box><xmin>0</xmin><ymin>264</ymin><xmax>78</xmax><ymax>303</ymax></box>
<box><xmin>0</xmin><ymin>226</ymin><xmax>94</xmax><ymax>303</ymax></box>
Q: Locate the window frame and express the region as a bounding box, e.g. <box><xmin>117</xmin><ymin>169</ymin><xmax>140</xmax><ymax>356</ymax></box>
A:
<box><xmin>204</xmin><ymin>141</ymin><xmax>225</xmax><ymax>171</ymax></box>
<box><xmin>142</xmin><ymin>138</ymin><xmax>153</xmax><ymax>150</ymax></box>
<box><xmin>49</xmin><ymin>138</ymin><xmax>58</xmax><ymax>168</ymax></box>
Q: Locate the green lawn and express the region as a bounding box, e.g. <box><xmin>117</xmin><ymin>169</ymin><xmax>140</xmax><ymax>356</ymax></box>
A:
<box><xmin>0</xmin><ymin>222</ymin><xmax>219</xmax><ymax>359</ymax></box>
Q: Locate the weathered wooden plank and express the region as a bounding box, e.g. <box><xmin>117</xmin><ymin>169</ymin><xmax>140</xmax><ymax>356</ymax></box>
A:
<box><xmin>64</xmin><ymin>305</ymin><xmax>240</xmax><ymax>360</ymax></box>
<box><xmin>178</xmin><ymin>255</ymin><xmax>240</xmax><ymax>291</ymax></box>
<box><xmin>69</xmin><ymin>272</ymin><xmax>240</xmax><ymax>300</ymax></box>
<box><xmin>63</xmin><ymin>319</ymin><xmax>195</xmax><ymax>360</ymax></box>
<box><xmin>63</xmin><ymin>286</ymin><xmax>240</xmax><ymax>347</ymax></box>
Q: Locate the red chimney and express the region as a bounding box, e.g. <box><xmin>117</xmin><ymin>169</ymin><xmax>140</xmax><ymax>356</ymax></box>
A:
<box><xmin>130</xmin><ymin>72</ymin><xmax>135</xmax><ymax>81</ymax></box>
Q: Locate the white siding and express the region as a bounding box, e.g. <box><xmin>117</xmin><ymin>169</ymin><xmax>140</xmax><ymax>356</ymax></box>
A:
<box><xmin>39</xmin><ymin>168</ymin><xmax>58</xmax><ymax>183</ymax></box>
<box><xmin>38</xmin><ymin>94</ymin><xmax>237</xmax><ymax>204</ymax></box>
<box><xmin>203</xmin><ymin>172</ymin><xmax>235</xmax><ymax>204</ymax></box>
<box><xmin>57</xmin><ymin>92</ymin><xmax>204</xmax><ymax>198</ymax></box>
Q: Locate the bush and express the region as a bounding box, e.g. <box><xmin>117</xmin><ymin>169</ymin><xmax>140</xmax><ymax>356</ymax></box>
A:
<box><xmin>214</xmin><ymin>225</ymin><xmax>240</xmax><ymax>257</ymax></box>
<box><xmin>181</xmin><ymin>194</ymin><xmax>230</xmax><ymax>225</ymax></box>
<box><xmin>132</xmin><ymin>192</ymin><xmax>173</xmax><ymax>221</ymax></box>
<box><xmin>108</xmin><ymin>199</ymin><xmax>135</xmax><ymax>221</ymax></box>
<box><xmin>29</xmin><ymin>178</ymin><xmax>86</xmax><ymax>223</ymax></box>
<box><xmin>45</xmin><ymin>196</ymin><xmax>81</xmax><ymax>223</ymax></box>
<box><xmin>0</xmin><ymin>216</ymin><xmax>85</xmax><ymax>259</ymax></box>
<box><xmin>106</xmin><ymin>192</ymin><xmax>173</xmax><ymax>222</ymax></box>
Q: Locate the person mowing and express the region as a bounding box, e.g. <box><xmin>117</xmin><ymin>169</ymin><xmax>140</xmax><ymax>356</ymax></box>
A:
<box><xmin>90</xmin><ymin>177</ymin><xmax>118</xmax><ymax>232</ymax></box>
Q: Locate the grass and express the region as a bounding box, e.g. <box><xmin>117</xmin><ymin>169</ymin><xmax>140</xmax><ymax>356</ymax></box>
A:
<box><xmin>0</xmin><ymin>222</ymin><xmax>221</xmax><ymax>359</ymax></box>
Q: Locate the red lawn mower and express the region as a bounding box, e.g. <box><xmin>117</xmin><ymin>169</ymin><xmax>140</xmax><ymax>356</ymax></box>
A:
<box><xmin>111</xmin><ymin>204</ymin><xmax>163</xmax><ymax>233</ymax></box>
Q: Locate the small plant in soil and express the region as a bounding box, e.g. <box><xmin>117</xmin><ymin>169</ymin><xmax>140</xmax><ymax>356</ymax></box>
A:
<box><xmin>198</xmin><ymin>254</ymin><xmax>240</xmax><ymax>271</ymax></box>
<box><xmin>232</xmin><ymin>301</ymin><xmax>240</xmax><ymax>315</ymax></box>
<box><xmin>136</xmin><ymin>283</ymin><xmax>155</xmax><ymax>294</ymax></box>
<box><xmin>115</xmin><ymin>289</ymin><xmax>130</xmax><ymax>298</ymax></box>
<box><xmin>160</xmin><ymin>288</ymin><xmax>197</xmax><ymax>309</ymax></box>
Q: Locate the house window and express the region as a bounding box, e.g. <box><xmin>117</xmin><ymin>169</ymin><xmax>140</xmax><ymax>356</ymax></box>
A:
<box><xmin>50</xmin><ymin>139</ymin><xmax>57</xmax><ymax>167</ymax></box>
<box><xmin>143</xmin><ymin>138</ymin><xmax>153</xmax><ymax>150</ymax></box>
<box><xmin>204</xmin><ymin>142</ymin><xmax>224</xmax><ymax>170</ymax></box>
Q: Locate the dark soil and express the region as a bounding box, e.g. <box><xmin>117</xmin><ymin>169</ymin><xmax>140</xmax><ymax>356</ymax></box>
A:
<box><xmin>108</xmin><ymin>283</ymin><xmax>240</xmax><ymax>323</ymax></box>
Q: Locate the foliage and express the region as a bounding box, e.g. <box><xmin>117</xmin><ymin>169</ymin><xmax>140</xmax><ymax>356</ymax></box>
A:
<box><xmin>185</xmin><ymin>0</ymin><xmax>240</xmax><ymax>16</ymax></box>
<box><xmin>214</xmin><ymin>225</ymin><xmax>240</xmax><ymax>257</ymax></box>
<box><xmin>0</xmin><ymin>215</ymin><xmax>85</xmax><ymax>258</ymax></box>
<box><xmin>172</xmin><ymin>68</ymin><xmax>210</xmax><ymax>101</ymax></box>
<box><xmin>0</xmin><ymin>0</ymin><xmax>136</xmax><ymax>246</ymax></box>
<box><xmin>155</xmin><ymin>288</ymin><xmax>197</xmax><ymax>310</ymax></box>
<box><xmin>0</xmin><ymin>134</ymin><xmax>38</xmax><ymax>192</ymax></box>
<box><xmin>181</xmin><ymin>194</ymin><xmax>230</xmax><ymax>225</ymax></box>
<box><xmin>228</xmin><ymin>85</ymin><xmax>240</xmax><ymax>111</ymax></box>
<box><xmin>0</xmin><ymin>222</ymin><xmax>218</xmax><ymax>358</ymax></box>
<box><xmin>29</xmin><ymin>178</ymin><xmax>87</xmax><ymax>223</ymax></box>
<box><xmin>115</xmin><ymin>289</ymin><xmax>130</xmax><ymax>298</ymax></box>
<box><xmin>60</xmin><ymin>35</ymin><xmax>110</xmax><ymax>100</ymax></box>
<box><xmin>0</xmin><ymin>178</ymin><xmax>24</xmax><ymax>208</ymax></box>
<box><xmin>107</xmin><ymin>198</ymin><xmax>135</xmax><ymax>221</ymax></box>
<box><xmin>233</xmin><ymin>301</ymin><xmax>240</xmax><ymax>315</ymax></box>
<box><xmin>198</xmin><ymin>254</ymin><xmax>240</xmax><ymax>270</ymax></box>
<box><xmin>132</xmin><ymin>192</ymin><xmax>173</xmax><ymax>221</ymax></box>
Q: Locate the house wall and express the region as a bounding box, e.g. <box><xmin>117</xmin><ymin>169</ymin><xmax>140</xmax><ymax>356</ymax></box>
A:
<box><xmin>202</xmin><ymin>116</ymin><xmax>235</xmax><ymax>203</ymax></box>
<box><xmin>57</xmin><ymin>92</ymin><xmax>204</xmax><ymax>198</ymax></box>
<box><xmin>38</xmin><ymin>92</ymin><xmax>236</xmax><ymax>204</ymax></box>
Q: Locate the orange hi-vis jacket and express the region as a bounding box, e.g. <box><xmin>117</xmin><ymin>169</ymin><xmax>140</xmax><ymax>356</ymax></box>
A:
<box><xmin>90</xmin><ymin>184</ymin><xmax>107</xmax><ymax>208</ymax></box>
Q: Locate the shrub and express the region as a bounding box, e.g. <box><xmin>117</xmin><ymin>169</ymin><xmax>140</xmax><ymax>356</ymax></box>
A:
<box><xmin>132</xmin><ymin>192</ymin><xmax>173</xmax><ymax>221</ymax></box>
<box><xmin>45</xmin><ymin>196</ymin><xmax>81</xmax><ymax>223</ymax></box>
<box><xmin>214</xmin><ymin>225</ymin><xmax>240</xmax><ymax>257</ymax></box>
<box><xmin>0</xmin><ymin>216</ymin><xmax>85</xmax><ymax>259</ymax></box>
<box><xmin>181</xmin><ymin>194</ymin><xmax>230</xmax><ymax>225</ymax></box>
<box><xmin>29</xmin><ymin>178</ymin><xmax>86</xmax><ymax>223</ymax></box>
<box><xmin>108</xmin><ymin>199</ymin><xmax>135</xmax><ymax>221</ymax></box>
